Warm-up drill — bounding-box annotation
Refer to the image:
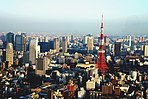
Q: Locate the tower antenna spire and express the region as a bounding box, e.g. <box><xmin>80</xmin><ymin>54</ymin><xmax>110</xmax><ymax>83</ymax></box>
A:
<box><xmin>96</xmin><ymin>15</ymin><xmax>109</xmax><ymax>73</ymax></box>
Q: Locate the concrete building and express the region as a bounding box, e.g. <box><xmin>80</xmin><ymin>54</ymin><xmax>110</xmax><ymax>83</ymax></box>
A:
<box><xmin>62</xmin><ymin>37</ymin><xmax>68</xmax><ymax>53</ymax></box>
<box><xmin>6</xmin><ymin>43</ymin><xmax>13</xmax><ymax>67</ymax></box>
<box><xmin>29</xmin><ymin>37</ymin><xmax>40</xmax><ymax>65</ymax></box>
<box><xmin>54</xmin><ymin>38</ymin><xmax>60</xmax><ymax>52</ymax></box>
<box><xmin>70</xmin><ymin>35</ymin><xmax>74</xmax><ymax>42</ymax></box>
<box><xmin>114</xmin><ymin>41</ymin><xmax>121</xmax><ymax>57</ymax></box>
<box><xmin>139</xmin><ymin>36</ymin><xmax>144</xmax><ymax>42</ymax></box>
<box><xmin>44</xmin><ymin>36</ymin><xmax>48</xmax><ymax>42</ymax></box>
<box><xmin>86</xmin><ymin>79</ymin><xmax>95</xmax><ymax>90</ymax></box>
<box><xmin>129</xmin><ymin>35</ymin><xmax>132</xmax><ymax>47</ymax></box>
<box><xmin>15</xmin><ymin>33</ymin><xmax>27</xmax><ymax>52</ymax></box>
<box><xmin>23</xmin><ymin>51</ymin><xmax>29</xmax><ymax>64</ymax></box>
<box><xmin>104</xmin><ymin>35</ymin><xmax>110</xmax><ymax>46</ymax></box>
<box><xmin>87</xmin><ymin>36</ymin><xmax>94</xmax><ymax>52</ymax></box>
<box><xmin>83</xmin><ymin>35</ymin><xmax>89</xmax><ymax>45</ymax></box>
<box><xmin>66</xmin><ymin>36</ymin><xmax>70</xmax><ymax>45</ymax></box>
<box><xmin>6</xmin><ymin>32</ymin><xmax>14</xmax><ymax>47</ymax></box>
<box><xmin>15</xmin><ymin>35</ymin><xmax>23</xmax><ymax>51</ymax></box>
<box><xmin>144</xmin><ymin>45</ymin><xmax>148</xmax><ymax>57</ymax></box>
<box><xmin>83</xmin><ymin>34</ymin><xmax>94</xmax><ymax>51</ymax></box>
<box><xmin>36</xmin><ymin>56</ymin><xmax>50</xmax><ymax>76</ymax></box>
<box><xmin>102</xmin><ymin>85</ymin><xmax>113</xmax><ymax>95</ymax></box>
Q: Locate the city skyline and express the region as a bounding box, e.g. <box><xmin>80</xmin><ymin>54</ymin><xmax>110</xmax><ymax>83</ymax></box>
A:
<box><xmin>0</xmin><ymin>0</ymin><xmax>148</xmax><ymax>35</ymax></box>
<box><xmin>0</xmin><ymin>11</ymin><xmax>148</xmax><ymax>98</ymax></box>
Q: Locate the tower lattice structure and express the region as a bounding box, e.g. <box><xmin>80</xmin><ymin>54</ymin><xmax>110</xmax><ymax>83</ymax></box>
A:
<box><xmin>96</xmin><ymin>15</ymin><xmax>109</xmax><ymax>73</ymax></box>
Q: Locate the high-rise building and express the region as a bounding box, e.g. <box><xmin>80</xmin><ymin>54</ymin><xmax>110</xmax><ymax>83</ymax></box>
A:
<box><xmin>0</xmin><ymin>33</ymin><xmax>6</xmax><ymax>43</ymax></box>
<box><xmin>83</xmin><ymin>34</ymin><xmax>94</xmax><ymax>52</ymax></box>
<box><xmin>104</xmin><ymin>35</ymin><xmax>110</xmax><ymax>46</ymax></box>
<box><xmin>6</xmin><ymin>32</ymin><xmax>14</xmax><ymax>47</ymax></box>
<box><xmin>83</xmin><ymin>35</ymin><xmax>89</xmax><ymax>45</ymax></box>
<box><xmin>66</xmin><ymin>36</ymin><xmax>70</xmax><ymax>45</ymax></box>
<box><xmin>54</xmin><ymin>38</ymin><xmax>60</xmax><ymax>52</ymax></box>
<box><xmin>144</xmin><ymin>45</ymin><xmax>148</xmax><ymax>57</ymax></box>
<box><xmin>38</xmin><ymin>42</ymin><xmax>50</xmax><ymax>53</ymax></box>
<box><xmin>114</xmin><ymin>41</ymin><xmax>121</xmax><ymax>57</ymax></box>
<box><xmin>36</xmin><ymin>56</ymin><xmax>50</xmax><ymax>76</ymax></box>
<box><xmin>62</xmin><ymin>37</ymin><xmax>68</xmax><ymax>53</ymax></box>
<box><xmin>49</xmin><ymin>40</ymin><xmax>54</xmax><ymax>50</ymax></box>
<box><xmin>38</xmin><ymin>40</ymin><xmax>54</xmax><ymax>53</ymax></box>
<box><xmin>15</xmin><ymin>33</ymin><xmax>27</xmax><ymax>52</ymax></box>
<box><xmin>44</xmin><ymin>36</ymin><xmax>48</xmax><ymax>42</ymax></box>
<box><xmin>29</xmin><ymin>37</ymin><xmax>40</xmax><ymax>65</ymax></box>
<box><xmin>23</xmin><ymin>51</ymin><xmax>29</xmax><ymax>64</ymax></box>
<box><xmin>70</xmin><ymin>35</ymin><xmax>74</xmax><ymax>42</ymax></box>
<box><xmin>15</xmin><ymin>34</ymin><xmax>22</xmax><ymax>51</ymax></box>
<box><xmin>128</xmin><ymin>35</ymin><xmax>132</xmax><ymax>47</ymax></box>
<box><xmin>96</xmin><ymin>15</ymin><xmax>109</xmax><ymax>73</ymax></box>
<box><xmin>87</xmin><ymin>36</ymin><xmax>94</xmax><ymax>52</ymax></box>
<box><xmin>21</xmin><ymin>33</ymin><xmax>27</xmax><ymax>52</ymax></box>
<box><xmin>139</xmin><ymin>36</ymin><xmax>144</xmax><ymax>42</ymax></box>
<box><xmin>6</xmin><ymin>43</ymin><xmax>13</xmax><ymax>67</ymax></box>
<box><xmin>128</xmin><ymin>35</ymin><xmax>135</xmax><ymax>51</ymax></box>
<box><xmin>0</xmin><ymin>34</ymin><xmax>6</xmax><ymax>48</ymax></box>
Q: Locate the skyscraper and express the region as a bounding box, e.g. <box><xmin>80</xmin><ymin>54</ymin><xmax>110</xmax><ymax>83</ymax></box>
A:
<box><xmin>62</xmin><ymin>37</ymin><xmax>68</xmax><ymax>53</ymax></box>
<box><xmin>6</xmin><ymin>43</ymin><xmax>13</xmax><ymax>67</ymax></box>
<box><xmin>96</xmin><ymin>15</ymin><xmax>108</xmax><ymax>73</ymax></box>
<box><xmin>83</xmin><ymin>35</ymin><xmax>89</xmax><ymax>45</ymax></box>
<box><xmin>44</xmin><ymin>36</ymin><xmax>48</xmax><ymax>42</ymax></box>
<box><xmin>114</xmin><ymin>41</ymin><xmax>121</xmax><ymax>57</ymax></box>
<box><xmin>144</xmin><ymin>45</ymin><xmax>148</xmax><ymax>57</ymax></box>
<box><xmin>23</xmin><ymin>51</ymin><xmax>29</xmax><ymax>64</ymax></box>
<box><xmin>66</xmin><ymin>36</ymin><xmax>70</xmax><ymax>45</ymax></box>
<box><xmin>83</xmin><ymin>34</ymin><xmax>94</xmax><ymax>52</ymax></box>
<box><xmin>128</xmin><ymin>35</ymin><xmax>132</xmax><ymax>47</ymax></box>
<box><xmin>38</xmin><ymin>42</ymin><xmax>50</xmax><ymax>53</ymax></box>
<box><xmin>15</xmin><ymin>33</ymin><xmax>27</xmax><ymax>52</ymax></box>
<box><xmin>54</xmin><ymin>38</ymin><xmax>60</xmax><ymax>52</ymax></box>
<box><xmin>15</xmin><ymin>34</ymin><xmax>23</xmax><ymax>51</ymax></box>
<box><xmin>87</xmin><ymin>35</ymin><xmax>94</xmax><ymax>52</ymax></box>
<box><xmin>70</xmin><ymin>35</ymin><xmax>74</xmax><ymax>42</ymax></box>
<box><xmin>36</xmin><ymin>56</ymin><xmax>50</xmax><ymax>76</ymax></box>
<box><xmin>21</xmin><ymin>33</ymin><xmax>27</xmax><ymax>52</ymax></box>
<box><xmin>139</xmin><ymin>36</ymin><xmax>144</xmax><ymax>42</ymax></box>
<box><xmin>0</xmin><ymin>34</ymin><xmax>6</xmax><ymax>48</ymax></box>
<box><xmin>6</xmin><ymin>32</ymin><xmax>14</xmax><ymax>47</ymax></box>
<box><xmin>104</xmin><ymin>35</ymin><xmax>110</xmax><ymax>46</ymax></box>
<box><xmin>29</xmin><ymin>37</ymin><xmax>40</xmax><ymax>65</ymax></box>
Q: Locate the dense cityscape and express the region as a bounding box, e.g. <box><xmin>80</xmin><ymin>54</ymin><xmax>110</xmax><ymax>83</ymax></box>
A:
<box><xmin>0</xmin><ymin>14</ymin><xmax>147</xmax><ymax>99</ymax></box>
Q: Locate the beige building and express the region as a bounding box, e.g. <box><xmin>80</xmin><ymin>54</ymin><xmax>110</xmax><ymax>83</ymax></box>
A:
<box><xmin>6</xmin><ymin>43</ymin><xmax>13</xmax><ymax>67</ymax></box>
<box><xmin>36</xmin><ymin>56</ymin><xmax>50</xmax><ymax>76</ymax></box>
<box><xmin>87</xmin><ymin>36</ymin><xmax>94</xmax><ymax>51</ymax></box>
<box><xmin>83</xmin><ymin>34</ymin><xmax>94</xmax><ymax>52</ymax></box>
<box><xmin>54</xmin><ymin>38</ymin><xmax>60</xmax><ymax>52</ymax></box>
<box><xmin>144</xmin><ymin>45</ymin><xmax>148</xmax><ymax>57</ymax></box>
<box><xmin>139</xmin><ymin>36</ymin><xmax>144</xmax><ymax>42</ymax></box>
<box><xmin>86</xmin><ymin>79</ymin><xmax>95</xmax><ymax>90</ymax></box>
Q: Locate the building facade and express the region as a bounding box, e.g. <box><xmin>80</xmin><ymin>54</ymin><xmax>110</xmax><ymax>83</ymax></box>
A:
<box><xmin>29</xmin><ymin>37</ymin><xmax>40</xmax><ymax>65</ymax></box>
<box><xmin>62</xmin><ymin>37</ymin><xmax>68</xmax><ymax>53</ymax></box>
<box><xmin>6</xmin><ymin>43</ymin><xmax>13</xmax><ymax>67</ymax></box>
<box><xmin>54</xmin><ymin>38</ymin><xmax>60</xmax><ymax>52</ymax></box>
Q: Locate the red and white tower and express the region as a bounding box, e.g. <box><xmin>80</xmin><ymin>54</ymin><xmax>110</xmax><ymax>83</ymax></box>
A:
<box><xmin>96</xmin><ymin>15</ymin><xmax>109</xmax><ymax>73</ymax></box>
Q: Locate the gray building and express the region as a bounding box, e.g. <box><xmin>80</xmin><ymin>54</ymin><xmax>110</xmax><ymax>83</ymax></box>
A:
<box><xmin>15</xmin><ymin>33</ymin><xmax>27</xmax><ymax>52</ymax></box>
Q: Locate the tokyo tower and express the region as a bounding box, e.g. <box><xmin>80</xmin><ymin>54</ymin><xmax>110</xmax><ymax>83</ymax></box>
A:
<box><xmin>96</xmin><ymin>15</ymin><xmax>109</xmax><ymax>73</ymax></box>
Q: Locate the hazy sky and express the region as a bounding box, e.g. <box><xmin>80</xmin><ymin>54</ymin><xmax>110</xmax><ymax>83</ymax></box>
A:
<box><xmin>0</xmin><ymin>0</ymin><xmax>148</xmax><ymax>35</ymax></box>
